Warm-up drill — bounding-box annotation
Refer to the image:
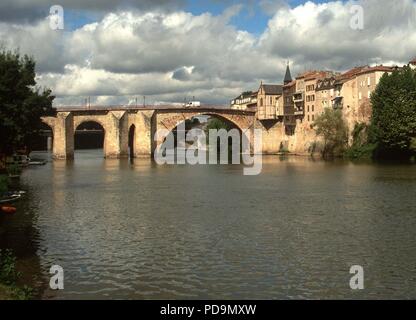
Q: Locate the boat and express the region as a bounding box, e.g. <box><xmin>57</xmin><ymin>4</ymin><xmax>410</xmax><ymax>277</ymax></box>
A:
<box><xmin>0</xmin><ymin>191</ymin><xmax>25</xmax><ymax>204</ymax></box>
<box><xmin>29</xmin><ymin>159</ymin><xmax>47</xmax><ymax>166</ymax></box>
<box><xmin>1</xmin><ymin>206</ymin><xmax>17</xmax><ymax>214</ymax></box>
<box><xmin>0</xmin><ymin>194</ymin><xmax>21</xmax><ymax>204</ymax></box>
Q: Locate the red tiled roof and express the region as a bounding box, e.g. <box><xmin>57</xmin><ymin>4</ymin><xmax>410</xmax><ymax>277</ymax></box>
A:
<box><xmin>410</xmin><ymin>58</ymin><xmax>416</xmax><ymax>65</ymax></box>
<box><xmin>283</xmin><ymin>80</ymin><xmax>296</xmax><ymax>88</ymax></box>
<box><xmin>356</xmin><ymin>65</ymin><xmax>395</xmax><ymax>76</ymax></box>
<box><xmin>339</xmin><ymin>66</ymin><xmax>368</xmax><ymax>79</ymax></box>
<box><xmin>304</xmin><ymin>71</ymin><xmax>332</xmax><ymax>81</ymax></box>
<box><xmin>335</xmin><ymin>65</ymin><xmax>394</xmax><ymax>82</ymax></box>
<box><xmin>296</xmin><ymin>70</ymin><xmax>319</xmax><ymax>80</ymax></box>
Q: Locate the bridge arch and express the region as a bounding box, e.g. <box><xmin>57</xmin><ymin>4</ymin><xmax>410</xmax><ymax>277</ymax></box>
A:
<box><xmin>74</xmin><ymin>120</ymin><xmax>106</xmax><ymax>156</ymax></box>
<box><xmin>128</xmin><ymin>124</ymin><xmax>135</xmax><ymax>159</ymax></box>
<box><xmin>30</xmin><ymin>121</ymin><xmax>54</xmax><ymax>152</ymax></box>
<box><xmin>157</xmin><ymin>111</ymin><xmax>249</xmax><ymax>133</ymax></box>
<box><xmin>154</xmin><ymin>110</ymin><xmax>254</xmax><ymax>155</ymax></box>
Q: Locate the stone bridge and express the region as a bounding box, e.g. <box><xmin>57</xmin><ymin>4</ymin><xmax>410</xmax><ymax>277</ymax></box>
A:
<box><xmin>41</xmin><ymin>106</ymin><xmax>258</xmax><ymax>159</ymax></box>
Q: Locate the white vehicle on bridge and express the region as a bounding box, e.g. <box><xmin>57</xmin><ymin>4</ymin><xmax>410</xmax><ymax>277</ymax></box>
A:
<box><xmin>185</xmin><ymin>101</ymin><xmax>201</xmax><ymax>107</ymax></box>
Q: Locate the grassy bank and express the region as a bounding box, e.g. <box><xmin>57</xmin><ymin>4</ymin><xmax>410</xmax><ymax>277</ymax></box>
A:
<box><xmin>1</xmin><ymin>177</ymin><xmax>35</xmax><ymax>300</ymax></box>
<box><xmin>0</xmin><ymin>249</ymin><xmax>34</xmax><ymax>300</ymax></box>
<box><xmin>0</xmin><ymin>174</ymin><xmax>8</xmax><ymax>194</ymax></box>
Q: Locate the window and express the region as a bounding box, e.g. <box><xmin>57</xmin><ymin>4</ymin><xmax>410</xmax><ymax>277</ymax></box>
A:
<box><xmin>260</xmin><ymin>98</ymin><xmax>263</xmax><ymax>106</ymax></box>
<box><xmin>307</xmin><ymin>105</ymin><xmax>310</xmax><ymax>112</ymax></box>
<box><xmin>368</xmin><ymin>77</ymin><xmax>371</xmax><ymax>86</ymax></box>
<box><xmin>307</xmin><ymin>115</ymin><xmax>310</xmax><ymax>122</ymax></box>
<box><xmin>312</xmin><ymin>105</ymin><xmax>314</xmax><ymax>112</ymax></box>
<box><xmin>306</xmin><ymin>84</ymin><xmax>315</xmax><ymax>91</ymax></box>
<box><xmin>312</xmin><ymin>115</ymin><xmax>315</xmax><ymax>121</ymax></box>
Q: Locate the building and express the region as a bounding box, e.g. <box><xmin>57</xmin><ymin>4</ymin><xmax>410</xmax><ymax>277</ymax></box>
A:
<box><xmin>315</xmin><ymin>65</ymin><xmax>395</xmax><ymax>137</ymax></box>
<box><xmin>257</xmin><ymin>82</ymin><xmax>283</xmax><ymax>120</ymax></box>
<box><xmin>287</xmin><ymin>70</ymin><xmax>337</xmax><ymax>124</ymax></box>
<box><xmin>409</xmin><ymin>58</ymin><xmax>416</xmax><ymax>70</ymax></box>
<box><xmin>282</xmin><ymin>80</ymin><xmax>296</xmax><ymax>134</ymax></box>
<box><xmin>230</xmin><ymin>91</ymin><xmax>257</xmax><ymax>110</ymax></box>
<box><xmin>232</xmin><ymin>63</ymin><xmax>292</xmax><ymax>120</ymax></box>
<box><xmin>230</xmin><ymin>60</ymin><xmax>400</xmax><ymax>144</ymax></box>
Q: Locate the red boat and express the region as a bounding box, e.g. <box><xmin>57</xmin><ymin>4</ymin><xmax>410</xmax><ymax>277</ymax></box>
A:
<box><xmin>1</xmin><ymin>206</ymin><xmax>17</xmax><ymax>214</ymax></box>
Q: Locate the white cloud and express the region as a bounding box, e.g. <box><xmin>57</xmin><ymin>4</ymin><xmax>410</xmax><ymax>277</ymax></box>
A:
<box><xmin>1</xmin><ymin>0</ymin><xmax>416</xmax><ymax>106</ymax></box>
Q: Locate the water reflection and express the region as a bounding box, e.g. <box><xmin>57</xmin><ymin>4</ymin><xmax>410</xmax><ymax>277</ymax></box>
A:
<box><xmin>3</xmin><ymin>150</ymin><xmax>416</xmax><ymax>299</ymax></box>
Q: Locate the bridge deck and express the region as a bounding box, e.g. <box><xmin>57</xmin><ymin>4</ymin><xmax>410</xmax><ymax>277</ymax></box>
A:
<box><xmin>54</xmin><ymin>105</ymin><xmax>256</xmax><ymax>114</ymax></box>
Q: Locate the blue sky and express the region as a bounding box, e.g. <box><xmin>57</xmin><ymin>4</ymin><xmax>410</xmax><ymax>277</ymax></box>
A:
<box><xmin>64</xmin><ymin>0</ymin><xmax>333</xmax><ymax>33</ymax></box>
<box><xmin>185</xmin><ymin>0</ymin><xmax>332</xmax><ymax>33</ymax></box>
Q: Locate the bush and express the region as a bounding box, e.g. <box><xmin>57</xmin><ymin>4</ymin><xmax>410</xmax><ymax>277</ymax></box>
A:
<box><xmin>345</xmin><ymin>123</ymin><xmax>377</xmax><ymax>159</ymax></box>
<box><xmin>0</xmin><ymin>250</ymin><xmax>34</xmax><ymax>300</ymax></box>
<box><xmin>6</xmin><ymin>163</ymin><xmax>21</xmax><ymax>176</ymax></box>
<box><xmin>313</xmin><ymin>108</ymin><xmax>349</xmax><ymax>158</ymax></box>
<box><xmin>0</xmin><ymin>175</ymin><xmax>9</xmax><ymax>194</ymax></box>
<box><xmin>0</xmin><ymin>249</ymin><xmax>21</xmax><ymax>285</ymax></box>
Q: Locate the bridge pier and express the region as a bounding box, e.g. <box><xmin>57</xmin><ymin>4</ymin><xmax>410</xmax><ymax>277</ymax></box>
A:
<box><xmin>52</xmin><ymin>112</ymin><xmax>74</xmax><ymax>160</ymax></box>
<box><xmin>128</xmin><ymin>111</ymin><xmax>154</xmax><ymax>157</ymax></box>
<box><xmin>104</xmin><ymin>111</ymin><xmax>129</xmax><ymax>158</ymax></box>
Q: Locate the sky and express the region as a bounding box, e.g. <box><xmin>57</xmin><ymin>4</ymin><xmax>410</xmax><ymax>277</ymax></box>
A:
<box><xmin>0</xmin><ymin>0</ymin><xmax>415</xmax><ymax>106</ymax></box>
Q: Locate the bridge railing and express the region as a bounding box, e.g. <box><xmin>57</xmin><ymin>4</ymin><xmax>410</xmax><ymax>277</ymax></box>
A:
<box><xmin>53</xmin><ymin>105</ymin><xmax>256</xmax><ymax>114</ymax></box>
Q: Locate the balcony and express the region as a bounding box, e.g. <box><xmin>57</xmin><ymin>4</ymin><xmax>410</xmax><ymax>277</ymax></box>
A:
<box><xmin>332</xmin><ymin>97</ymin><xmax>344</xmax><ymax>109</ymax></box>
<box><xmin>294</xmin><ymin>107</ymin><xmax>304</xmax><ymax>116</ymax></box>
<box><xmin>293</xmin><ymin>92</ymin><xmax>304</xmax><ymax>103</ymax></box>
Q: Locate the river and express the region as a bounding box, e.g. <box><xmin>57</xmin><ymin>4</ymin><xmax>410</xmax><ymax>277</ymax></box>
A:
<box><xmin>1</xmin><ymin>150</ymin><xmax>416</xmax><ymax>299</ymax></box>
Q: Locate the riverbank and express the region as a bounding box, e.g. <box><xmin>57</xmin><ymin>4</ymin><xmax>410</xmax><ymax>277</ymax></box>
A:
<box><xmin>0</xmin><ymin>283</ymin><xmax>15</xmax><ymax>300</ymax></box>
<box><xmin>1</xmin><ymin>174</ymin><xmax>39</xmax><ymax>300</ymax></box>
<box><xmin>0</xmin><ymin>249</ymin><xmax>34</xmax><ymax>300</ymax></box>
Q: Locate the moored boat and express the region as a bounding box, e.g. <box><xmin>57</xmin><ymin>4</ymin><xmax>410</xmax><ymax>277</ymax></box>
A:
<box><xmin>0</xmin><ymin>191</ymin><xmax>25</xmax><ymax>204</ymax></box>
<box><xmin>1</xmin><ymin>206</ymin><xmax>17</xmax><ymax>214</ymax></box>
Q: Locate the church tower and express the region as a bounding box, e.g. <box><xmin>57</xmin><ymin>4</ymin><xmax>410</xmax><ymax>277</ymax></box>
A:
<box><xmin>284</xmin><ymin>62</ymin><xmax>292</xmax><ymax>85</ymax></box>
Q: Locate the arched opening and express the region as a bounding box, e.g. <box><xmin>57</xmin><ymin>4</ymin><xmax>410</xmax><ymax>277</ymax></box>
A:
<box><xmin>161</xmin><ymin>114</ymin><xmax>243</xmax><ymax>162</ymax></box>
<box><xmin>128</xmin><ymin>124</ymin><xmax>135</xmax><ymax>159</ymax></box>
<box><xmin>31</xmin><ymin>122</ymin><xmax>53</xmax><ymax>152</ymax></box>
<box><xmin>74</xmin><ymin>121</ymin><xmax>105</xmax><ymax>156</ymax></box>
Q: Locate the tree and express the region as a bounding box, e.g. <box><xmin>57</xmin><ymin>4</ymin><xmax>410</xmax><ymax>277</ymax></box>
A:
<box><xmin>0</xmin><ymin>49</ymin><xmax>55</xmax><ymax>158</ymax></box>
<box><xmin>369</xmin><ymin>66</ymin><xmax>416</xmax><ymax>159</ymax></box>
<box><xmin>205</xmin><ymin>117</ymin><xmax>235</xmax><ymax>152</ymax></box>
<box><xmin>313</xmin><ymin>108</ymin><xmax>349</xmax><ymax>158</ymax></box>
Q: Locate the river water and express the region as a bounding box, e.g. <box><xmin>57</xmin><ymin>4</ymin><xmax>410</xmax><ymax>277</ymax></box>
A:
<box><xmin>1</xmin><ymin>150</ymin><xmax>416</xmax><ymax>299</ymax></box>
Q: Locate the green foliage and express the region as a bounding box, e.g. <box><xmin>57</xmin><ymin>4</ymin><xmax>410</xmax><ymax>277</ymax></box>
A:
<box><xmin>0</xmin><ymin>249</ymin><xmax>33</xmax><ymax>300</ymax></box>
<box><xmin>0</xmin><ymin>250</ymin><xmax>21</xmax><ymax>285</ymax></box>
<box><xmin>313</xmin><ymin>108</ymin><xmax>349</xmax><ymax>158</ymax></box>
<box><xmin>345</xmin><ymin>123</ymin><xmax>377</xmax><ymax>159</ymax></box>
<box><xmin>0</xmin><ymin>48</ymin><xmax>55</xmax><ymax>155</ymax></box>
<box><xmin>345</xmin><ymin>143</ymin><xmax>377</xmax><ymax>160</ymax></box>
<box><xmin>206</xmin><ymin>118</ymin><xmax>232</xmax><ymax>131</ymax></box>
<box><xmin>6</xmin><ymin>162</ymin><xmax>21</xmax><ymax>176</ymax></box>
<box><xmin>369</xmin><ymin>66</ymin><xmax>416</xmax><ymax>159</ymax></box>
<box><xmin>205</xmin><ymin>118</ymin><xmax>236</xmax><ymax>152</ymax></box>
<box><xmin>410</xmin><ymin>137</ymin><xmax>416</xmax><ymax>153</ymax></box>
<box><xmin>0</xmin><ymin>174</ymin><xmax>8</xmax><ymax>193</ymax></box>
<box><xmin>184</xmin><ymin>118</ymin><xmax>201</xmax><ymax>130</ymax></box>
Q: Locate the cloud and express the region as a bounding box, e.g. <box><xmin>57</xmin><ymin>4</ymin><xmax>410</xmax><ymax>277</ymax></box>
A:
<box><xmin>260</xmin><ymin>0</ymin><xmax>416</xmax><ymax>70</ymax></box>
<box><xmin>0</xmin><ymin>0</ymin><xmax>185</xmax><ymax>23</ymax></box>
<box><xmin>1</xmin><ymin>0</ymin><xmax>416</xmax><ymax>106</ymax></box>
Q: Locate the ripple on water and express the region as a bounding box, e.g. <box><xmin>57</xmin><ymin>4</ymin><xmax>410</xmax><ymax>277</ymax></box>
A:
<box><xmin>7</xmin><ymin>151</ymin><xmax>416</xmax><ymax>299</ymax></box>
